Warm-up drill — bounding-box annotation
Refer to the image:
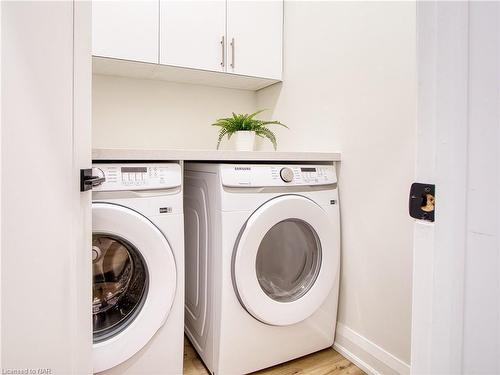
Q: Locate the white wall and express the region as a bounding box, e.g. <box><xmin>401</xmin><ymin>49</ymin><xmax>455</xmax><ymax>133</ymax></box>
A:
<box><xmin>92</xmin><ymin>1</ymin><xmax>417</xmax><ymax>373</ymax></box>
<box><xmin>92</xmin><ymin>74</ymin><xmax>256</xmax><ymax>150</ymax></box>
<box><xmin>257</xmin><ymin>2</ymin><xmax>416</xmax><ymax>372</ymax></box>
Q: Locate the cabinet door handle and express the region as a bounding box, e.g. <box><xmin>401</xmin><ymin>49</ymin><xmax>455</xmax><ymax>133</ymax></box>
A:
<box><xmin>230</xmin><ymin>37</ymin><xmax>235</xmax><ymax>69</ymax></box>
<box><xmin>220</xmin><ymin>36</ymin><xmax>225</xmax><ymax>68</ymax></box>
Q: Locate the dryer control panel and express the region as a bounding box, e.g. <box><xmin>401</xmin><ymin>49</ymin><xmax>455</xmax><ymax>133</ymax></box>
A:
<box><xmin>220</xmin><ymin>164</ymin><xmax>337</xmax><ymax>187</ymax></box>
<box><xmin>91</xmin><ymin>163</ymin><xmax>182</xmax><ymax>191</ymax></box>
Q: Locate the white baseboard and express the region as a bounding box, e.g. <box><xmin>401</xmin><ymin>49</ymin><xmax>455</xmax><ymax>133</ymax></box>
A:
<box><xmin>333</xmin><ymin>342</ymin><xmax>380</xmax><ymax>375</ymax></box>
<box><xmin>334</xmin><ymin>323</ymin><xmax>411</xmax><ymax>375</ymax></box>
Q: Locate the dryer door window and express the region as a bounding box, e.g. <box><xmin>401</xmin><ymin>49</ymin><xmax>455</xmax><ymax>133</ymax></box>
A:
<box><xmin>92</xmin><ymin>234</ymin><xmax>148</xmax><ymax>343</ymax></box>
<box><xmin>232</xmin><ymin>195</ymin><xmax>340</xmax><ymax>326</ymax></box>
<box><xmin>256</xmin><ymin>219</ymin><xmax>321</xmax><ymax>302</ymax></box>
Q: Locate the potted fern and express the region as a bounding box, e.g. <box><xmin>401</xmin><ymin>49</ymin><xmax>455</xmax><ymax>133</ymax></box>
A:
<box><xmin>212</xmin><ymin>110</ymin><xmax>288</xmax><ymax>151</ymax></box>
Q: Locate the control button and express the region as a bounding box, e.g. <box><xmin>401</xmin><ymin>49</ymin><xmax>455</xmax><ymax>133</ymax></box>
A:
<box><xmin>280</xmin><ymin>167</ymin><xmax>294</xmax><ymax>183</ymax></box>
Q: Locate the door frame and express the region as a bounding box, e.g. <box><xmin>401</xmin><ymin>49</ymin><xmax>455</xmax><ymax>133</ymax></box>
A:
<box><xmin>412</xmin><ymin>3</ymin><xmax>469</xmax><ymax>373</ymax></box>
<box><xmin>411</xmin><ymin>2</ymin><xmax>500</xmax><ymax>373</ymax></box>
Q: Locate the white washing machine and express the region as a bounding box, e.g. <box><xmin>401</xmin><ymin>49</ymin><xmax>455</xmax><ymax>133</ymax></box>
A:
<box><xmin>91</xmin><ymin>162</ymin><xmax>184</xmax><ymax>374</ymax></box>
<box><xmin>184</xmin><ymin>163</ymin><xmax>340</xmax><ymax>375</ymax></box>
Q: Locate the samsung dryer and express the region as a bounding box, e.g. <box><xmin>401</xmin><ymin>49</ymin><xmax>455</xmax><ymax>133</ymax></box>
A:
<box><xmin>183</xmin><ymin>163</ymin><xmax>340</xmax><ymax>375</ymax></box>
<box><xmin>92</xmin><ymin>162</ymin><xmax>184</xmax><ymax>374</ymax></box>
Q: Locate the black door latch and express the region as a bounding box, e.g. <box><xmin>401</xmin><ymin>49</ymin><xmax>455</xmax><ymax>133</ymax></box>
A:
<box><xmin>80</xmin><ymin>168</ymin><xmax>105</xmax><ymax>192</ymax></box>
<box><xmin>409</xmin><ymin>183</ymin><xmax>435</xmax><ymax>222</ymax></box>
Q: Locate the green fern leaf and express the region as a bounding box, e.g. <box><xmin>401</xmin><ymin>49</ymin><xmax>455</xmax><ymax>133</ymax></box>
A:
<box><xmin>255</xmin><ymin>128</ymin><xmax>277</xmax><ymax>150</ymax></box>
<box><xmin>216</xmin><ymin>128</ymin><xmax>228</xmax><ymax>149</ymax></box>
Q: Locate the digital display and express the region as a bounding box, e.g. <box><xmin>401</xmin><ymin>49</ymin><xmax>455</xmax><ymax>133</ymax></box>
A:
<box><xmin>121</xmin><ymin>167</ymin><xmax>147</xmax><ymax>173</ymax></box>
<box><xmin>300</xmin><ymin>167</ymin><xmax>317</xmax><ymax>172</ymax></box>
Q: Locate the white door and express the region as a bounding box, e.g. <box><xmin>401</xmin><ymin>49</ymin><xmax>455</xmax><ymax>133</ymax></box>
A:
<box><xmin>232</xmin><ymin>195</ymin><xmax>339</xmax><ymax>326</ymax></box>
<box><xmin>1</xmin><ymin>1</ymin><xmax>92</xmax><ymax>373</ymax></box>
<box><xmin>227</xmin><ymin>0</ymin><xmax>283</xmax><ymax>79</ymax></box>
<box><xmin>159</xmin><ymin>0</ymin><xmax>226</xmax><ymax>72</ymax></box>
<box><xmin>92</xmin><ymin>203</ymin><xmax>177</xmax><ymax>373</ymax></box>
<box><xmin>411</xmin><ymin>2</ymin><xmax>500</xmax><ymax>374</ymax></box>
<box><xmin>92</xmin><ymin>0</ymin><xmax>159</xmax><ymax>63</ymax></box>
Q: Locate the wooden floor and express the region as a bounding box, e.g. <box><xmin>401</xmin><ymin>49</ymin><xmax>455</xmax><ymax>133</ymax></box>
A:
<box><xmin>184</xmin><ymin>337</ymin><xmax>365</xmax><ymax>375</ymax></box>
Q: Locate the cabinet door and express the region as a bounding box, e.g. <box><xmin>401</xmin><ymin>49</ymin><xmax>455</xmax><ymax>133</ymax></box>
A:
<box><xmin>92</xmin><ymin>0</ymin><xmax>159</xmax><ymax>63</ymax></box>
<box><xmin>227</xmin><ymin>0</ymin><xmax>283</xmax><ymax>79</ymax></box>
<box><xmin>159</xmin><ymin>1</ymin><xmax>226</xmax><ymax>71</ymax></box>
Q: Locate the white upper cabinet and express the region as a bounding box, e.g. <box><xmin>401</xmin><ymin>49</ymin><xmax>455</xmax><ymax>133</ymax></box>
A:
<box><xmin>159</xmin><ymin>1</ymin><xmax>226</xmax><ymax>72</ymax></box>
<box><xmin>91</xmin><ymin>0</ymin><xmax>283</xmax><ymax>88</ymax></box>
<box><xmin>227</xmin><ymin>0</ymin><xmax>283</xmax><ymax>79</ymax></box>
<box><xmin>92</xmin><ymin>0</ymin><xmax>159</xmax><ymax>63</ymax></box>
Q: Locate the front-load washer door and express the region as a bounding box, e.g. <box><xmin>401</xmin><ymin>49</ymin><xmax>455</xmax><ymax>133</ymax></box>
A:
<box><xmin>92</xmin><ymin>202</ymin><xmax>177</xmax><ymax>373</ymax></box>
<box><xmin>232</xmin><ymin>195</ymin><xmax>339</xmax><ymax>326</ymax></box>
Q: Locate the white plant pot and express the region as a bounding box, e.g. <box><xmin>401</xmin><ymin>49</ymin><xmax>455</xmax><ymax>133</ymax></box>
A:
<box><xmin>234</xmin><ymin>131</ymin><xmax>256</xmax><ymax>151</ymax></box>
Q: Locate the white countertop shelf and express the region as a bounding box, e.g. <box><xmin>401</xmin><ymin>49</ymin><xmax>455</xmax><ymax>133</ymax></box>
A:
<box><xmin>92</xmin><ymin>148</ymin><xmax>341</xmax><ymax>162</ymax></box>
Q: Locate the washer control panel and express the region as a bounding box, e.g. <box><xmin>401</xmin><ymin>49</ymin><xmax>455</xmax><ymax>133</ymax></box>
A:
<box><xmin>221</xmin><ymin>164</ymin><xmax>337</xmax><ymax>187</ymax></box>
<box><xmin>92</xmin><ymin>163</ymin><xmax>181</xmax><ymax>191</ymax></box>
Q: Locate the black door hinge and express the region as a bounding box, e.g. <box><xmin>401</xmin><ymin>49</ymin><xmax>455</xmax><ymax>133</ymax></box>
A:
<box><xmin>409</xmin><ymin>183</ymin><xmax>435</xmax><ymax>222</ymax></box>
<box><xmin>80</xmin><ymin>168</ymin><xmax>105</xmax><ymax>192</ymax></box>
